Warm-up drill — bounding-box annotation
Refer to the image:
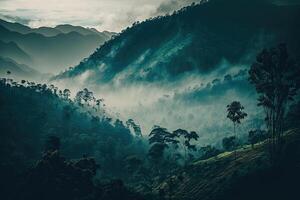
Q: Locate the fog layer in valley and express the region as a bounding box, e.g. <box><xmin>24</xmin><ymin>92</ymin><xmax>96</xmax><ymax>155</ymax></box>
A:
<box><xmin>52</xmin><ymin>60</ymin><xmax>264</xmax><ymax>146</ymax></box>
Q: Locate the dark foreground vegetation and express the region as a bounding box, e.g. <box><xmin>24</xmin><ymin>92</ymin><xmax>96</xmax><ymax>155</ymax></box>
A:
<box><xmin>145</xmin><ymin>130</ymin><xmax>300</xmax><ymax>200</ymax></box>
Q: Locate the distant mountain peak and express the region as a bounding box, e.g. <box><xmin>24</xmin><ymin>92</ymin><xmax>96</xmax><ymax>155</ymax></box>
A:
<box><xmin>0</xmin><ymin>18</ymin><xmax>116</xmax><ymax>37</ymax></box>
<box><xmin>0</xmin><ymin>19</ymin><xmax>115</xmax><ymax>73</ymax></box>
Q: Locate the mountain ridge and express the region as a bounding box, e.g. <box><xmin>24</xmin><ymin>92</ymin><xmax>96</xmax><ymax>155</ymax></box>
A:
<box><xmin>53</xmin><ymin>0</ymin><xmax>300</xmax><ymax>85</ymax></box>
<box><xmin>0</xmin><ymin>20</ymin><xmax>115</xmax><ymax>73</ymax></box>
<box><xmin>0</xmin><ymin>40</ymin><xmax>33</xmax><ymax>65</ymax></box>
<box><xmin>0</xmin><ymin>56</ymin><xmax>40</xmax><ymax>78</ymax></box>
<box><xmin>0</xmin><ymin>19</ymin><xmax>116</xmax><ymax>37</ymax></box>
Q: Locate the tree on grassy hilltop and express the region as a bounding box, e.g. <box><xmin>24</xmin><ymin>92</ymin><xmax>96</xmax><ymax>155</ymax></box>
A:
<box><xmin>227</xmin><ymin>101</ymin><xmax>247</xmax><ymax>136</ymax></box>
<box><xmin>226</xmin><ymin>101</ymin><xmax>247</xmax><ymax>158</ymax></box>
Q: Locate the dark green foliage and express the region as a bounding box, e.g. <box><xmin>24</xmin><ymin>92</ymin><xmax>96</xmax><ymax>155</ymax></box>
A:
<box><xmin>75</xmin><ymin>88</ymin><xmax>95</xmax><ymax>106</ymax></box>
<box><xmin>45</xmin><ymin>136</ymin><xmax>61</xmax><ymax>152</ymax></box>
<box><xmin>148</xmin><ymin>127</ymin><xmax>176</xmax><ymax>162</ymax></box>
<box><xmin>226</xmin><ymin>101</ymin><xmax>247</xmax><ymax>132</ymax></box>
<box><xmin>147</xmin><ymin>127</ymin><xmax>199</xmax><ymax>167</ymax></box>
<box><xmin>173</xmin><ymin>129</ymin><xmax>199</xmax><ymax>163</ymax></box>
<box><xmin>199</xmin><ymin>145</ymin><xmax>221</xmax><ymax>160</ymax></box>
<box><xmin>148</xmin><ymin>143</ymin><xmax>168</xmax><ymax>162</ymax></box>
<box><xmin>0</xmin><ymin>79</ymin><xmax>147</xmax><ymax>199</ymax></box>
<box><xmin>15</xmin><ymin>150</ymin><xmax>143</xmax><ymax>200</ymax></box>
<box><xmin>126</xmin><ymin>119</ymin><xmax>142</xmax><ymax>137</ymax></box>
<box><xmin>249</xmin><ymin>44</ymin><xmax>300</xmax><ymax>154</ymax></box>
<box><xmin>217</xmin><ymin>133</ymin><xmax>300</xmax><ymax>200</ymax></box>
<box><xmin>62</xmin><ymin>89</ymin><xmax>71</xmax><ymax>100</ymax></box>
<box><xmin>0</xmin><ymin>78</ymin><xmax>140</xmax><ymax>179</ymax></box>
<box><xmin>21</xmin><ymin>151</ymin><xmax>98</xmax><ymax>200</ymax></box>
<box><xmin>222</xmin><ymin>136</ymin><xmax>237</xmax><ymax>151</ymax></box>
<box><xmin>285</xmin><ymin>100</ymin><xmax>300</xmax><ymax>129</ymax></box>
<box><xmin>226</xmin><ymin>101</ymin><xmax>247</xmax><ymax>159</ymax></box>
<box><xmin>148</xmin><ymin>127</ymin><xmax>178</xmax><ymax>145</ymax></box>
<box><xmin>125</xmin><ymin>155</ymin><xmax>143</xmax><ymax>173</ymax></box>
<box><xmin>248</xmin><ymin>129</ymin><xmax>269</xmax><ymax>148</ymax></box>
<box><xmin>150</xmin><ymin>131</ymin><xmax>300</xmax><ymax>200</ymax></box>
<box><xmin>184</xmin><ymin>131</ymin><xmax>199</xmax><ymax>151</ymax></box>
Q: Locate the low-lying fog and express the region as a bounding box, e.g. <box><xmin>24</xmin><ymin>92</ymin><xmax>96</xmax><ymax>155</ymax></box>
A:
<box><xmin>51</xmin><ymin>61</ymin><xmax>265</xmax><ymax>146</ymax></box>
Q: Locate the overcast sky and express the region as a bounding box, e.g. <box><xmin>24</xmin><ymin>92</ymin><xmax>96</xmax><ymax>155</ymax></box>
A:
<box><xmin>0</xmin><ymin>0</ymin><xmax>200</xmax><ymax>32</ymax></box>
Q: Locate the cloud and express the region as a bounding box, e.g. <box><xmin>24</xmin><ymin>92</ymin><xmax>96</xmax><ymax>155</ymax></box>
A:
<box><xmin>0</xmin><ymin>0</ymin><xmax>200</xmax><ymax>32</ymax></box>
<box><xmin>52</xmin><ymin>59</ymin><xmax>263</xmax><ymax>143</ymax></box>
<box><xmin>154</xmin><ymin>0</ymin><xmax>201</xmax><ymax>15</ymax></box>
<box><xmin>0</xmin><ymin>13</ymin><xmax>31</xmax><ymax>25</ymax></box>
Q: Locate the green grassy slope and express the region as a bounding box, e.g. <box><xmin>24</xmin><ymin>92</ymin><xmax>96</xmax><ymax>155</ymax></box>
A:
<box><xmin>144</xmin><ymin>130</ymin><xmax>300</xmax><ymax>200</ymax></box>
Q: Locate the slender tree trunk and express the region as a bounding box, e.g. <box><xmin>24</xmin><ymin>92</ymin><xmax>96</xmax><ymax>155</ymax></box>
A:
<box><xmin>184</xmin><ymin>146</ymin><xmax>187</xmax><ymax>166</ymax></box>
<box><xmin>234</xmin><ymin>122</ymin><xmax>237</xmax><ymax>160</ymax></box>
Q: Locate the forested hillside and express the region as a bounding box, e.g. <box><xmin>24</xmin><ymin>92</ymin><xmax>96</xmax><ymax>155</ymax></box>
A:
<box><xmin>55</xmin><ymin>0</ymin><xmax>300</xmax><ymax>84</ymax></box>
<box><xmin>0</xmin><ymin>78</ymin><xmax>148</xmax><ymax>178</ymax></box>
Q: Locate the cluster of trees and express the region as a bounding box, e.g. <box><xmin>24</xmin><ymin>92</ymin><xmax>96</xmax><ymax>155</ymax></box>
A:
<box><xmin>0</xmin><ymin>77</ymin><xmax>146</xmax><ymax>183</ymax></box>
<box><xmin>217</xmin><ymin>44</ymin><xmax>300</xmax><ymax>162</ymax></box>
<box><xmin>144</xmin><ymin>57</ymin><xmax>300</xmax><ymax>165</ymax></box>
<box><xmin>147</xmin><ymin>127</ymin><xmax>199</xmax><ymax>167</ymax></box>
<box><xmin>249</xmin><ymin>44</ymin><xmax>300</xmax><ymax>160</ymax></box>
<box><xmin>8</xmin><ymin>136</ymin><xmax>144</xmax><ymax>200</ymax></box>
<box><xmin>142</xmin><ymin>44</ymin><xmax>300</xmax><ymax>166</ymax></box>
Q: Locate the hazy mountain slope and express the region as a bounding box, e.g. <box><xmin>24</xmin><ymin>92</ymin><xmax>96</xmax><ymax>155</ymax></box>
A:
<box><xmin>50</xmin><ymin>0</ymin><xmax>300</xmax><ymax>138</ymax></box>
<box><xmin>0</xmin><ymin>25</ymin><xmax>110</xmax><ymax>73</ymax></box>
<box><xmin>0</xmin><ymin>19</ymin><xmax>114</xmax><ymax>38</ymax></box>
<box><xmin>0</xmin><ymin>19</ymin><xmax>32</xmax><ymax>34</ymax></box>
<box><xmin>0</xmin><ymin>56</ymin><xmax>39</xmax><ymax>78</ymax></box>
<box><xmin>54</xmin><ymin>0</ymin><xmax>300</xmax><ymax>84</ymax></box>
<box><xmin>55</xmin><ymin>24</ymin><xmax>111</xmax><ymax>38</ymax></box>
<box><xmin>0</xmin><ymin>79</ymin><xmax>135</xmax><ymax>175</ymax></box>
<box><xmin>33</xmin><ymin>26</ymin><xmax>63</xmax><ymax>37</ymax></box>
<box><xmin>0</xmin><ymin>40</ymin><xmax>32</xmax><ymax>65</ymax></box>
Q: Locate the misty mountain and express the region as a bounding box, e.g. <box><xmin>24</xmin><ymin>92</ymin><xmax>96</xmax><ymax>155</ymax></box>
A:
<box><xmin>49</xmin><ymin>0</ymin><xmax>300</xmax><ymax>137</ymax></box>
<box><xmin>0</xmin><ymin>19</ymin><xmax>61</xmax><ymax>37</ymax></box>
<box><xmin>0</xmin><ymin>56</ymin><xmax>39</xmax><ymax>78</ymax></box>
<box><xmin>0</xmin><ymin>78</ymin><xmax>137</xmax><ymax>178</ymax></box>
<box><xmin>32</xmin><ymin>27</ymin><xmax>62</xmax><ymax>37</ymax></box>
<box><xmin>0</xmin><ymin>19</ymin><xmax>115</xmax><ymax>38</ymax></box>
<box><xmin>55</xmin><ymin>24</ymin><xmax>115</xmax><ymax>38</ymax></box>
<box><xmin>0</xmin><ymin>21</ymin><xmax>114</xmax><ymax>73</ymax></box>
<box><xmin>0</xmin><ymin>40</ymin><xmax>33</xmax><ymax>65</ymax></box>
<box><xmin>0</xmin><ymin>19</ymin><xmax>32</xmax><ymax>34</ymax></box>
<box><xmin>54</xmin><ymin>0</ymin><xmax>300</xmax><ymax>85</ymax></box>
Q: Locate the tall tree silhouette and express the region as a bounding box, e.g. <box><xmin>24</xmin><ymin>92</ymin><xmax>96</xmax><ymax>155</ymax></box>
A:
<box><xmin>75</xmin><ymin>88</ymin><xmax>95</xmax><ymax>106</ymax></box>
<box><xmin>148</xmin><ymin>126</ymin><xmax>178</xmax><ymax>172</ymax></box>
<box><xmin>249</xmin><ymin>44</ymin><xmax>300</xmax><ymax>155</ymax></box>
<box><xmin>226</xmin><ymin>101</ymin><xmax>247</xmax><ymax>159</ymax></box>
<box><xmin>227</xmin><ymin>101</ymin><xmax>247</xmax><ymax>135</ymax></box>
<box><xmin>173</xmin><ymin>129</ymin><xmax>199</xmax><ymax>164</ymax></box>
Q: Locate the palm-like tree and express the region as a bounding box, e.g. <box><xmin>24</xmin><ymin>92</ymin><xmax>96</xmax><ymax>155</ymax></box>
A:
<box><xmin>226</xmin><ymin>101</ymin><xmax>247</xmax><ymax>159</ymax></box>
